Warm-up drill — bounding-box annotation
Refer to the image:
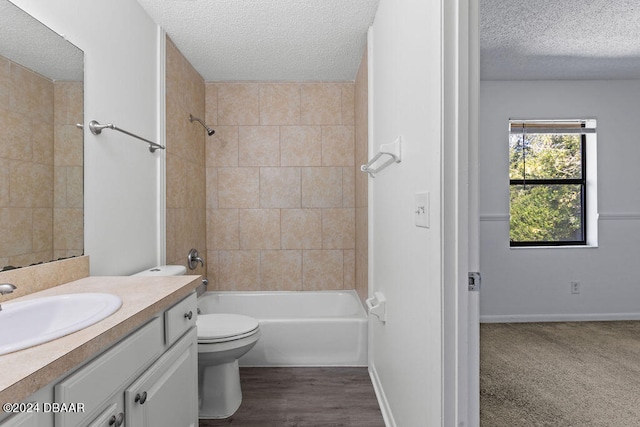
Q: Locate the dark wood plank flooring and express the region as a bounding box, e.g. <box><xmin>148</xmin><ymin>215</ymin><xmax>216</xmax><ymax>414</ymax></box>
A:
<box><xmin>199</xmin><ymin>367</ymin><xmax>385</xmax><ymax>427</ymax></box>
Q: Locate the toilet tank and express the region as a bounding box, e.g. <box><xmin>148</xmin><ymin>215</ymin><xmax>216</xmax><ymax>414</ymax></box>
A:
<box><xmin>132</xmin><ymin>265</ymin><xmax>187</xmax><ymax>276</ymax></box>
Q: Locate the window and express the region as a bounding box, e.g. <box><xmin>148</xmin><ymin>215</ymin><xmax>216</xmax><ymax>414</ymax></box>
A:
<box><xmin>509</xmin><ymin>120</ymin><xmax>596</xmax><ymax>246</ymax></box>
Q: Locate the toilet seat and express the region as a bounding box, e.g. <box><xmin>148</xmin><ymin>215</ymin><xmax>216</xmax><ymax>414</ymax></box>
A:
<box><xmin>197</xmin><ymin>313</ymin><xmax>259</xmax><ymax>343</ymax></box>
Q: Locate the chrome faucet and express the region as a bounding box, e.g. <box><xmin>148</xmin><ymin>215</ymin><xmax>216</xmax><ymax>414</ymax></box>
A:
<box><xmin>0</xmin><ymin>283</ymin><xmax>17</xmax><ymax>311</ymax></box>
<box><xmin>187</xmin><ymin>248</ymin><xmax>204</xmax><ymax>270</ymax></box>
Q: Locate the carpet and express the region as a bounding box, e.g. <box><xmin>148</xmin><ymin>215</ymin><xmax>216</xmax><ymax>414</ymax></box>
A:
<box><xmin>480</xmin><ymin>321</ymin><xmax>640</xmax><ymax>426</ymax></box>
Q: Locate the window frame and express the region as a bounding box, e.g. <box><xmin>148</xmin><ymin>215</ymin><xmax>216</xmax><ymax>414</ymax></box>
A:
<box><xmin>509</xmin><ymin>123</ymin><xmax>588</xmax><ymax>247</ymax></box>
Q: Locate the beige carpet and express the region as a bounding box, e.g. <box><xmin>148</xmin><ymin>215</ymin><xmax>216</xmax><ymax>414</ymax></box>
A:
<box><xmin>480</xmin><ymin>322</ymin><xmax>640</xmax><ymax>427</ymax></box>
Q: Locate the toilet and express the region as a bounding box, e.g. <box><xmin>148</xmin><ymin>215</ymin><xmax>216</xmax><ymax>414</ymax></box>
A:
<box><xmin>132</xmin><ymin>265</ymin><xmax>261</xmax><ymax>419</ymax></box>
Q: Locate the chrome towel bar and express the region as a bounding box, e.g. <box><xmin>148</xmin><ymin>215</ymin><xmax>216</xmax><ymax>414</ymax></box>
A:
<box><xmin>89</xmin><ymin>120</ymin><xmax>165</xmax><ymax>153</ymax></box>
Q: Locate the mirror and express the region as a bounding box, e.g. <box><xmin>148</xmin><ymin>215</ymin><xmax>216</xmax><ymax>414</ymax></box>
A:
<box><xmin>0</xmin><ymin>0</ymin><xmax>84</xmax><ymax>270</ymax></box>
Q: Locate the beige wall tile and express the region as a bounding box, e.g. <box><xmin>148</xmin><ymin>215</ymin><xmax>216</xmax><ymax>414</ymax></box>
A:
<box><xmin>302</xmin><ymin>250</ymin><xmax>343</xmax><ymax>290</ymax></box>
<box><xmin>33</xmin><ymin>120</ymin><xmax>54</xmax><ymax>166</ymax></box>
<box><xmin>166</xmin><ymin>154</ymin><xmax>187</xmax><ymax>209</ymax></box>
<box><xmin>322</xmin><ymin>208</ymin><xmax>355</xmax><ymax>249</ymax></box>
<box><xmin>218</xmin><ymin>250</ymin><xmax>260</xmax><ymax>291</ymax></box>
<box><xmin>322</xmin><ymin>125</ymin><xmax>354</xmax><ymax>167</ymax></box>
<box><xmin>301</xmin><ymin>167</ymin><xmax>343</xmax><ymax>208</ymax></box>
<box><xmin>281</xmin><ymin>209</ymin><xmax>322</xmax><ymax>249</ymax></box>
<box><xmin>207</xmin><ymin>125</ymin><xmax>239</xmax><ymax>167</ymax></box>
<box><xmin>0</xmin><ymin>158</ymin><xmax>8</xmax><ymax>206</ymax></box>
<box><xmin>165</xmin><ymin>36</ymin><xmax>206</xmax><ymax>277</ymax></box>
<box><xmin>205</xmin><ymin>250</ymin><xmax>220</xmax><ymax>291</ymax></box>
<box><xmin>218</xmin><ymin>167</ymin><xmax>259</xmax><ymax>208</ymax></box>
<box><xmin>203</xmin><ymin>81</ymin><xmax>362</xmax><ymax>293</ymax></box>
<box><xmin>53</xmin><ymin>208</ymin><xmax>83</xmax><ymax>250</ymax></box>
<box><xmin>10</xmin><ymin>162</ymin><xmax>52</xmax><ymax>208</ymax></box>
<box><xmin>342</xmin><ymin>166</ymin><xmax>355</xmax><ymax>207</ymax></box>
<box><xmin>260</xmin><ymin>84</ymin><xmax>301</xmax><ymax>125</ymax></box>
<box><xmin>354</xmin><ymin>48</ymin><xmax>368</xmax><ymax>301</ymax></box>
<box><xmin>54</xmin><ymin>124</ymin><xmax>83</xmax><ymax>167</ymax></box>
<box><xmin>0</xmin><ymin>208</ymin><xmax>32</xmax><ymax>256</ymax></box>
<box><xmin>280</xmin><ymin>126</ymin><xmax>322</xmax><ymax>166</ymax></box>
<box><xmin>301</xmin><ymin>83</ymin><xmax>342</xmax><ymax>125</ymax></box>
<box><xmin>343</xmin><ymin>249</ymin><xmax>355</xmax><ymax>290</ymax></box>
<box><xmin>207</xmin><ymin>208</ymin><xmax>239</xmax><ymax>250</ymax></box>
<box><xmin>260</xmin><ymin>167</ymin><xmax>301</xmax><ymax>208</ymax></box>
<box><xmin>206</xmin><ymin>168</ymin><xmax>218</xmax><ymax>209</ymax></box>
<box><xmin>239</xmin><ymin>209</ymin><xmax>280</xmax><ymax>249</ymax></box>
<box><xmin>205</xmin><ymin>84</ymin><xmax>218</xmax><ymax>126</ymax></box>
<box><xmin>239</xmin><ymin>126</ymin><xmax>280</xmax><ymax>166</ymax></box>
<box><xmin>341</xmin><ymin>84</ymin><xmax>355</xmax><ymax>125</ymax></box>
<box><xmin>217</xmin><ymin>83</ymin><xmax>260</xmax><ymax>125</ymax></box>
<box><xmin>31</xmin><ymin>208</ymin><xmax>52</xmax><ymax>252</ymax></box>
<box><xmin>2</xmin><ymin>109</ymin><xmax>32</xmax><ymax>161</ymax></box>
<box><xmin>0</xmin><ymin>57</ymin><xmax>9</xmax><ymax>107</ymax></box>
<box><xmin>260</xmin><ymin>250</ymin><xmax>302</xmax><ymax>290</ymax></box>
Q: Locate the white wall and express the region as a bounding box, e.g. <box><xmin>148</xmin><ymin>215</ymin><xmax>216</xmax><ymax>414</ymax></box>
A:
<box><xmin>12</xmin><ymin>0</ymin><xmax>162</xmax><ymax>275</ymax></box>
<box><xmin>480</xmin><ymin>80</ymin><xmax>640</xmax><ymax>321</ymax></box>
<box><xmin>368</xmin><ymin>0</ymin><xmax>443</xmax><ymax>425</ymax></box>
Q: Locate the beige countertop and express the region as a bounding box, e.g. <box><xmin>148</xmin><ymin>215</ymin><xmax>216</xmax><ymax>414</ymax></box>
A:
<box><xmin>0</xmin><ymin>275</ymin><xmax>201</xmax><ymax>406</ymax></box>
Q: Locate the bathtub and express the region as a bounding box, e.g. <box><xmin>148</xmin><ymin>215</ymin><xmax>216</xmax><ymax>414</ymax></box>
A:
<box><xmin>197</xmin><ymin>290</ymin><xmax>368</xmax><ymax>367</ymax></box>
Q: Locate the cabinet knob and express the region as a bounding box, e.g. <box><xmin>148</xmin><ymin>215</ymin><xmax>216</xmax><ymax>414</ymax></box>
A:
<box><xmin>135</xmin><ymin>391</ymin><xmax>148</xmax><ymax>404</ymax></box>
<box><xmin>184</xmin><ymin>310</ymin><xmax>193</xmax><ymax>320</ymax></box>
<box><xmin>108</xmin><ymin>413</ymin><xmax>124</xmax><ymax>426</ymax></box>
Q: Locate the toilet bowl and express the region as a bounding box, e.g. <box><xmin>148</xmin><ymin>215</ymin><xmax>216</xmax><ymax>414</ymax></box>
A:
<box><xmin>131</xmin><ymin>265</ymin><xmax>261</xmax><ymax>419</ymax></box>
<box><xmin>197</xmin><ymin>313</ymin><xmax>261</xmax><ymax>419</ymax></box>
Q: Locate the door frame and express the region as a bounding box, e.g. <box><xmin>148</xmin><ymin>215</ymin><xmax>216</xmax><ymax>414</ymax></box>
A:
<box><xmin>442</xmin><ymin>0</ymin><xmax>480</xmax><ymax>425</ymax></box>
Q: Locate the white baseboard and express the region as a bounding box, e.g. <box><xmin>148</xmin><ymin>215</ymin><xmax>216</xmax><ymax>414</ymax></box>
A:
<box><xmin>481</xmin><ymin>313</ymin><xmax>640</xmax><ymax>323</ymax></box>
<box><xmin>369</xmin><ymin>364</ymin><xmax>395</xmax><ymax>427</ymax></box>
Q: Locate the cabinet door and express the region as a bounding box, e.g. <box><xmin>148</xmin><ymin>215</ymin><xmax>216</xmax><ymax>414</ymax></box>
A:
<box><xmin>0</xmin><ymin>413</ymin><xmax>52</xmax><ymax>427</ymax></box>
<box><xmin>86</xmin><ymin>402</ymin><xmax>124</xmax><ymax>427</ymax></box>
<box><xmin>125</xmin><ymin>327</ymin><xmax>197</xmax><ymax>427</ymax></box>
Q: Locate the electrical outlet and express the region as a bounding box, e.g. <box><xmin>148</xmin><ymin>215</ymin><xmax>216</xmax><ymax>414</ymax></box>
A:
<box><xmin>571</xmin><ymin>281</ymin><xmax>580</xmax><ymax>294</ymax></box>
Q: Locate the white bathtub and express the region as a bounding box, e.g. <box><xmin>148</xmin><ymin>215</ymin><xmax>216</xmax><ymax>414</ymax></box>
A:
<box><xmin>197</xmin><ymin>290</ymin><xmax>368</xmax><ymax>367</ymax></box>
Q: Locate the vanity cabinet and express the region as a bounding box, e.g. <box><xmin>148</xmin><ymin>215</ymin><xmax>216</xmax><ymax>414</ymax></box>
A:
<box><xmin>1</xmin><ymin>292</ymin><xmax>198</xmax><ymax>427</ymax></box>
<box><xmin>125</xmin><ymin>328</ymin><xmax>197</xmax><ymax>426</ymax></box>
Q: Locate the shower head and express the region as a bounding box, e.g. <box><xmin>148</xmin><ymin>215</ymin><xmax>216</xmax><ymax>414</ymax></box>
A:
<box><xmin>189</xmin><ymin>114</ymin><xmax>215</xmax><ymax>136</ymax></box>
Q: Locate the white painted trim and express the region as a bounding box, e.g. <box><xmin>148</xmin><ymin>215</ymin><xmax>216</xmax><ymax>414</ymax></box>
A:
<box><xmin>156</xmin><ymin>26</ymin><xmax>167</xmax><ymax>265</ymax></box>
<box><xmin>480</xmin><ymin>214</ymin><xmax>509</xmax><ymax>221</ymax></box>
<box><xmin>480</xmin><ymin>313</ymin><xmax>640</xmax><ymax>323</ymax></box>
<box><xmin>369</xmin><ymin>365</ymin><xmax>396</xmax><ymax>427</ymax></box>
<box><xmin>599</xmin><ymin>213</ymin><xmax>640</xmax><ymax>220</ymax></box>
<box><xmin>481</xmin><ymin>213</ymin><xmax>640</xmax><ymax>222</ymax></box>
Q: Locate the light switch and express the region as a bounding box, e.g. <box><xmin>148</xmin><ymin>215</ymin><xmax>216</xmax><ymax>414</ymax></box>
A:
<box><xmin>415</xmin><ymin>192</ymin><xmax>429</xmax><ymax>228</ymax></box>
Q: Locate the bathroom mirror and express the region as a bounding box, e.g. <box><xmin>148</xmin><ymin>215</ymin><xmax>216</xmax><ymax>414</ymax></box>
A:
<box><xmin>0</xmin><ymin>0</ymin><xmax>84</xmax><ymax>270</ymax></box>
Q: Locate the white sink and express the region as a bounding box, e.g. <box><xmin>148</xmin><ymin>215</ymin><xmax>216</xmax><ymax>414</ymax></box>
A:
<box><xmin>0</xmin><ymin>293</ymin><xmax>122</xmax><ymax>355</ymax></box>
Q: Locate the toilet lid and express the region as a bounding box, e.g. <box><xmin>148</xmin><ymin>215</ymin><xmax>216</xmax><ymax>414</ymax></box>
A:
<box><xmin>197</xmin><ymin>313</ymin><xmax>259</xmax><ymax>341</ymax></box>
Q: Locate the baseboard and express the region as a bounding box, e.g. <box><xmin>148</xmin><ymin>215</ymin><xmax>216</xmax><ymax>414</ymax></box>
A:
<box><xmin>369</xmin><ymin>364</ymin><xmax>396</xmax><ymax>427</ymax></box>
<box><xmin>481</xmin><ymin>313</ymin><xmax>640</xmax><ymax>323</ymax></box>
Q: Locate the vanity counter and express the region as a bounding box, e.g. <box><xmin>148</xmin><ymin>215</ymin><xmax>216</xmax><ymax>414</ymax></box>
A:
<box><xmin>0</xmin><ymin>275</ymin><xmax>201</xmax><ymax>406</ymax></box>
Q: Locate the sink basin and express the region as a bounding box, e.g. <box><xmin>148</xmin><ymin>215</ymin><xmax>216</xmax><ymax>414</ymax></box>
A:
<box><xmin>0</xmin><ymin>293</ymin><xmax>122</xmax><ymax>355</ymax></box>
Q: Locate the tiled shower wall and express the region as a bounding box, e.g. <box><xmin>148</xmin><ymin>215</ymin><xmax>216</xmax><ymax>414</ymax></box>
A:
<box><xmin>354</xmin><ymin>48</ymin><xmax>368</xmax><ymax>302</ymax></box>
<box><xmin>0</xmin><ymin>55</ymin><xmax>82</xmax><ymax>268</ymax></box>
<box><xmin>166</xmin><ymin>41</ymin><xmax>368</xmax><ymax>294</ymax></box>
<box><xmin>165</xmin><ymin>38</ymin><xmax>207</xmax><ymax>276</ymax></box>
<box><xmin>204</xmin><ymin>82</ymin><xmax>356</xmax><ymax>291</ymax></box>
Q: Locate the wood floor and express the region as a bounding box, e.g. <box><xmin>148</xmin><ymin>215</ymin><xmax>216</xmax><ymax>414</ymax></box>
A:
<box><xmin>198</xmin><ymin>367</ymin><xmax>385</xmax><ymax>427</ymax></box>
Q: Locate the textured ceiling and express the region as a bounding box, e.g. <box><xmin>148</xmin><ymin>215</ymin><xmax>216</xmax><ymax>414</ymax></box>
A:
<box><xmin>137</xmin><ymin>0</ymin><xmax>380</xmax><ymax>82</ymax></box>
<box><xmin>481</xmin><ymin>0</ymin><xmax>640</xmax><ymax>80</ymax></box>
<box><xmin>0</xmin><ymin>0</ymin><xmax>83</xmax><ymax>81</ymax></box>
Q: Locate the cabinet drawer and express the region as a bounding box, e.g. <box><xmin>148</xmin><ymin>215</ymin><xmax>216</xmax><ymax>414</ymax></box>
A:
<box><xmin>164</xmin><ymin>292</ymin><xmax>197</xmax><ymax>346</ymax></box>
<box><xmin>55</xmin><ymin>317</ymin><xmax>164</xmax><ymax>426</ymax></box>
